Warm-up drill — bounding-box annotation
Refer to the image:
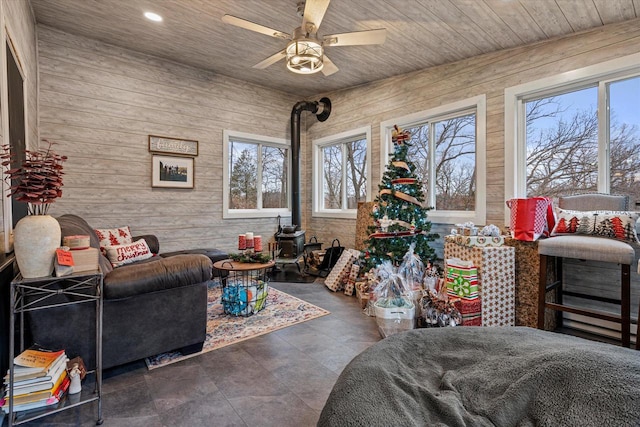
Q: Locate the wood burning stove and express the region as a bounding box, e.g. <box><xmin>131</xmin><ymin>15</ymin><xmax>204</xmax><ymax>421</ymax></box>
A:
<box><xmin>276</xmin><ymin>230</ymin><xmax>306</xmax><ymax>259</ymax></box>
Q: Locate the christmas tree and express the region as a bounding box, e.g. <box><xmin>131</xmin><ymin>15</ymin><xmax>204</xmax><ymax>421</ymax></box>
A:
<box><xmin>362</xmin><ymin>125</ymin><xmax>437</xmax><ymax>271</ymax></box>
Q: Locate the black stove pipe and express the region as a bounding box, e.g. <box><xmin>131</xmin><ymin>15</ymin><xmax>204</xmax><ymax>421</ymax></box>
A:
<box><xmin>290</xmin><ymin>97</ymin><xmax>331</xmax><ymax>231</ymax></box>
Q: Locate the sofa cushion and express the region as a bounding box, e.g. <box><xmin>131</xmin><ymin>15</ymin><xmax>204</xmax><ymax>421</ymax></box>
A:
<box><xmin>160</xmin><ymin>248</ymin><xmax>228</xmax><ymax>278</ymax></box>
<box><xmin>159</xmin><ymin>248</ymin><xmax>228</xmax><ymax>264</ymax></box>
<box><xmin>132</xmin><ymin>234</ymin><xmax>160</xmax><ymax>254</ymax></box>
<box><xmin>103</xmin><ymin>254</ymin><xmax>212</xmax><ymax>299</ymax></box>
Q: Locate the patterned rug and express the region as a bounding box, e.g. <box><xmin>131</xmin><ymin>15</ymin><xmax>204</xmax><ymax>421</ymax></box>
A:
<box><xmin>145</xmin><ymin>282</ymin><xmax>330</xmax><ymax>369</ymax></box>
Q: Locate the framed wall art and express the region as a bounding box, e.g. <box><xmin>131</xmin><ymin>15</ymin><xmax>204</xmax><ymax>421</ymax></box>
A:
<box><xmin>148</xmin><ymin>135</ymin><xmax>198</xmax><ymax>156</ymax></box>
<box><xmin>151</xmin><ymin>155</ymin><xmax>194</xmax><ymax>189</ymax></box>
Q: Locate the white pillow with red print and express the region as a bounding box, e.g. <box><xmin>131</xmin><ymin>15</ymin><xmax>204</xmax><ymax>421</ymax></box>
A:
<box><xmin>94</xmin><ymin>226</ymin><xmax>133</xmax><ymax>252</ymax></box>
<box><xmin>104</xmin><ymin>239</ymin><xmax>153</xmax><ymax>267</ymax></box>
<box><xmin>551</xmin><ymin>209</ymin><xmax>639</xmax><ymax>243</ymax></box>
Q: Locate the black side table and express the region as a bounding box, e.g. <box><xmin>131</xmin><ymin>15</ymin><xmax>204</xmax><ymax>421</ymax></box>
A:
<box><xmin>7</xmin><ymin>270</ymin><xmax>104</xmax><ymax>426</ymax></box>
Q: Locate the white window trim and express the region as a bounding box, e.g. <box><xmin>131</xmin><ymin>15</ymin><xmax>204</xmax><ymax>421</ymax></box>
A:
<box><xmin>380</xmin><ymin>95</ymin><xmax>486</xmax><ymax>225</ymax></box>
<box><xmin>222</xmin><ymin>130</ymin><xmax>291</xmax><ymax>219</ymax></box>
<box><xmin>312</xmin><ymin>126</ymin><xmax>372</xmax><ymax>219</ymax></box>
<box><xmin>504</xmin><ymin>52</ymin><xmax>640</xmax><ymax>224</ymax></box>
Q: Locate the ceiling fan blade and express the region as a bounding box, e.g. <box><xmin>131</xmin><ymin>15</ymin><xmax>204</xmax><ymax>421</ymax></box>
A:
<box><xmin>323</xmin><ymin>28</ymin><xmax>387</xmax><ymax>46</ymax></box>
<box><xmin>253</xmin><ymin>49</ymin><xmax>286</xmax><ymax>69</ymax></box>
<box><xmin>222</xmin><ymin>14</ymin><xmax>290</xmax><ymax>40</ymax></box>
<box><xmin>321</xmin><ymin>55</ymin><xmax>339</xmax><ymax>76</ymax></box>
<box><xmin>301</xmin><ymin>0</ymin><xmax>331</xmax><ymax>33</ymax></box>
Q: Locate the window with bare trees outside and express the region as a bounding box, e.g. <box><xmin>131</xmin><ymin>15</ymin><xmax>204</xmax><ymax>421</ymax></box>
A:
<box><xmin>405</xmin><ymin>113</ymin><xmax>477</xmax><ymax>211</ymax></box>
<box><xmin>506</xmin><ymin>56</ymin><xmax>640</xmax><ymax>210</ymax></box>
<box><xmin>381</xmin><ymin>96</ymin><xmax>487</xmax><ymax>224</ymax></box>
<box><xmin>313</xmin><ymin>127</ymin><xmax>371</xmax><ymax>219</ymax></box>
<box><xmin>223</xmin><ymin>130</ymin><xmax>289</xmax><ymax>219</ymax></box>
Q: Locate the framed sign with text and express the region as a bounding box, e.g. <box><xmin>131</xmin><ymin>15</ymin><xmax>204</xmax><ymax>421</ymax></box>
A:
<box><xmin>148</xmin><ymin>135</ymin><xmax>198</xmax><ymax>156</ymax></box>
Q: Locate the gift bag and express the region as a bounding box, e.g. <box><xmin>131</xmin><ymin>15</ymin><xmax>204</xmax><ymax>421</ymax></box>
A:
<box><xmin>506</xmin><ymin>197</ymin><xmax>556</xmax><ymax>241</ymax></box>
<box><xmin>316</xmin><ymin>239</ymin><xmax>344</xmax><ymax>277</ymax></box>
<box><xmin>398</xmin><ymin>243</ymin><xmax>425</xmax><ymax>290</ymax></box>
<box><xmin>445</xmin><ymin>258</ymin><xmax>479</xmax><ymax>300</ymax></box>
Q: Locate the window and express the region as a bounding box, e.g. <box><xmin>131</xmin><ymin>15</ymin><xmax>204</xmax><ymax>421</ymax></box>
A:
<box><xmin>525</xmin><ymin>87</ymin><xmax>599</xmax><ymax>197</ymax></box>
<box><xmin>380</xmin><ymin>95</ymin><xmax>487</xmax><ymax>224</ymax></box>
<box><xmin>313</xmin><ymin>126</ymin><xmax>371</xmax><ymax>219</ymax></box>
<box><xmin>505</xmin><ymin>53</ymin><xmax>640</xmax><ymax>222</ymax></box>
<box><xmin>223</xmin><ymin>130</ymin><xmax>289</xmax><ymax>219</ymax></box>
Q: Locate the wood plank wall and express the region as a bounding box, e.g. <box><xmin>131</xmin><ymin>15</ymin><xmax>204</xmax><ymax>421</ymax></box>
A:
<box><xmin>35</xmin><ymin>18</ymin><xmax>640</xmax><ymax>263</ymax></box>
<box><xmin>37</xmin><ymin>26</ymin><xmax>298</xmax><ymax>254</ymax></box>
<box><xmin>305</xmin><ymin>18</ymin><xmax>640</xmax><ymax>253</ymax></box>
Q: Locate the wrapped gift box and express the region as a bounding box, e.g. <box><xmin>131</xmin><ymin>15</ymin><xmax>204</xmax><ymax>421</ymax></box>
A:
<box><xmin>503</xmin><ymin>237</ymin><xmax>558</xmax><ymax>329</ymax></box>
<box><xmin>452</xmin><ymin>298</ymin><xmax>482</xmax><ymax>326</ymax></box>
<box><xmin>444</xmin><ymin>241</ymin><xmax>515</xmax><ymax>326</ymax></box>
<box><xmin>448</xmin><ymin>234</ymin><xmax>505</xmax><ymax>248</ymax></box>
<box><xmin>344</xmin><ymin>264</ymin><xmax>360</xmax><ymax>296</ymax></box>
<box><xmin>324</xmin><ymin>249</ymin><xmax>361</xmax><ymax>292</ymax></box>
<box><xmin>356</xmin><ymin>285</ymin><xmax>369</xmax><ymax>309</ymax></box>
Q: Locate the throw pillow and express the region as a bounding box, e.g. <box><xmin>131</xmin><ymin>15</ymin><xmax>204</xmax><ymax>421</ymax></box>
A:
<box><xmin>551</xmin><ymin>209</ymin><xmax>639</xmax><ymax>243</ymax></box>
<box><xmin>94</xmin><ymin>226</ymin><xmax>133</xmax><ymax>251</ymax></box>
<box><xmin>104</xmin><ymin>239</ymin><xmax>153</xmax><ymax>267</ymax></box>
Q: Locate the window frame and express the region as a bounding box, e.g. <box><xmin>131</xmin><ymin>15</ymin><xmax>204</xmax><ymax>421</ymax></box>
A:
<box><xmin>504</xmin><ymin>52</ymin><xmax>640</xmax><ymax>224</ymax></box>
<box><xmin>222</xmin><ymin>130</ymin><xmax>290</xmax><ymax>219</ymax></box>
<box><xmin>379</xmin><ymin>95</ymin><xmax>487</xmax><ymax>225</ymax></box>
<box><xmin>312</xmin><ymin>126</ymin><xmax>372</xmax><ymax>219</ymax></box>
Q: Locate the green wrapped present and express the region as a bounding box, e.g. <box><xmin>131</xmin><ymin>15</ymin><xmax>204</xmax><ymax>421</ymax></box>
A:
<box><xmin>446</xmin><ymin>259</ymin><xmax>479</xmax><ymax>300</ymax></box>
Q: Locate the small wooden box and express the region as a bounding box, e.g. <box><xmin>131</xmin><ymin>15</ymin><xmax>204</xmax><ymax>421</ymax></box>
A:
<box><xmin>63</xmin><ymin>235</ymin><xmax>91</xmax><ymax>250</ymax></box>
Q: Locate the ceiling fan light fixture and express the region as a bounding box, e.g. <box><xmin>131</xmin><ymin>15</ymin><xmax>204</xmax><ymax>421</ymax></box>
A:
<box><xmin>286</xmin><ymin>39</ymin><xmax>323</xmax><ymax>74</ymax></box>
<box><xmin>143</xmin><ymin>11</ymin><xmax>163</xmax><ymax>22</ymax></box>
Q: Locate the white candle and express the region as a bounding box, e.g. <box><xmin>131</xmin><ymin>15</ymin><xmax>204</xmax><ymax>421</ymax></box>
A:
<box><xmin>245</xmin><ymin>232</ymin><xmax>254</xmax><ymax>248</ymax></box>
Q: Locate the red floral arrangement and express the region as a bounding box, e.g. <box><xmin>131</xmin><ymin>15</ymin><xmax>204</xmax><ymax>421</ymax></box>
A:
<box><xmin>1</xmin><ymin>139</ymin><xmax>67</xmax><ymax>215</ymax></box>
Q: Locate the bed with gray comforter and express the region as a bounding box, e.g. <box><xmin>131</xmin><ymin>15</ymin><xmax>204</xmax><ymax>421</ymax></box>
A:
<box><xmin>318</xmin><ymin>327</ymin><xmax>640</xmax><ymax>427</ymax></box>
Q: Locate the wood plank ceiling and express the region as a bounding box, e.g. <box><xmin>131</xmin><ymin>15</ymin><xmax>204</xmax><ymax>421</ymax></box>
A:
<box><xmin>30</xmin><ymin>0</ymin><xmax>640</xmax><ymax>97</ymax></box>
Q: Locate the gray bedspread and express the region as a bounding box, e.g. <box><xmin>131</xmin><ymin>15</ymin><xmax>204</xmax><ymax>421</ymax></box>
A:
<box><xmin>318</xmin><ymin>327</ymin><xmax>640</xmax><ymax>427</ymax></box>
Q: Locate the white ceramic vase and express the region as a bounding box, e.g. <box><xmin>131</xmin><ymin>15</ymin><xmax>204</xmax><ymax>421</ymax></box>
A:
<box><xmin>14</xmin><ymin>214</ymin><xmax>61</xmax><ymax>279</ymax></box>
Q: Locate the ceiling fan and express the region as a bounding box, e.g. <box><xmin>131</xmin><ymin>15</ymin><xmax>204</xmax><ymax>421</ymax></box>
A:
<box><xmin>222</xmin><ymin>0</ymin><xmax>387</xmax><ymax>76</ymax></box>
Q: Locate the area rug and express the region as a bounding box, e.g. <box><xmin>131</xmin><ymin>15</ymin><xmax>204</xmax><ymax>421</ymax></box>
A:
<box><xmin>145</xmin><ymin>282</ymin><xmax>330</xmax><ymax>369</ymax></box>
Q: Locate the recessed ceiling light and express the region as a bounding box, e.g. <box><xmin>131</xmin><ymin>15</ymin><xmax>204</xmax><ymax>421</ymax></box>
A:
<box><xmin>144</xmin><ymin>12</ymin><xmax>163</xmax><ymax>22</ymax></box>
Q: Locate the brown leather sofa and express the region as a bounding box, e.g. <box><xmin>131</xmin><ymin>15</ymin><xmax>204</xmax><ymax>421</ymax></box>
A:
<box><xmin>26</xmin><ymin>214</ymin><xmax>227</xmax><ymax>369</ymax></box>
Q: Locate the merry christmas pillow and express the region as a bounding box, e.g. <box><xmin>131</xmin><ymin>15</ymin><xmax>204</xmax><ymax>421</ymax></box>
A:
<box><xmin>104</xmin><ymin>239</ymin><xmax>153</xmax><ymax>267</ymax></box>
<box><xmin>551</xmin><ymin>209</ymin><xmax>639</xmax><ymax>243</ymax></box>
<box><xmin>94</xmin><ymin>226</ymin><xmax>133</xmax><ymax>252</ymax></box>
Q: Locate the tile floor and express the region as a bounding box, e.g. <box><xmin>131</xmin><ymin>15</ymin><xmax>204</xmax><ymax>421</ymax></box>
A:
<box><xmin>7</xmin><ymin>280</ymin><xmax>380</xmax><ymax>427</ymax></box>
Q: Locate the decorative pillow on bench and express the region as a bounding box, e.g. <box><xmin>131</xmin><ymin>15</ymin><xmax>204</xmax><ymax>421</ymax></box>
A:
<box><xmin>104</xmin><ymin>239</ymin><xmax>153</xmax><ymax>267</ymax></box>
<box><xmin>551</xmin><ymin>209</ymin><xmax>639</xmax><ymax>243</ymax></box>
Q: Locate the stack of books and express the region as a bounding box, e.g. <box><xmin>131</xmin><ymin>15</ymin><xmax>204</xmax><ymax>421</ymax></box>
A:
<box><xmin>1</xmin><ymin>346</ymin><xmax>70</xmax><ymax>413</ymax></box>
